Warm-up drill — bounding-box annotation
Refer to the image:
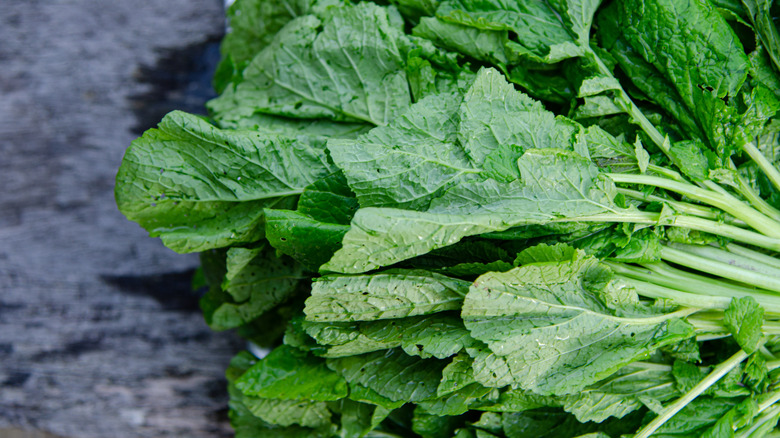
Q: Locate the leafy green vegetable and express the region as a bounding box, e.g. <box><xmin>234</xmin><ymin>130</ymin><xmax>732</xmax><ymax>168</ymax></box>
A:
<box><xmin>116</xmin><ymin>0</ymin><xmax>780</xmax><ymax>436</ymax></box>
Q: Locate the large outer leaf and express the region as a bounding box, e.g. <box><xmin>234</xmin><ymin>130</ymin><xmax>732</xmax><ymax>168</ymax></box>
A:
<box><xmin>328</xmin><ymin>91</ymin><xmax>478</xmax><ymax>210</ymax></box>
<box><xmin>434</xmin><ymin>0</ymin><xmax>600</xmax><ymax>63</ymax></box>
<box><xmin>614</xmin><ymin>0</ymin><xmax>749</xmax><ymax>155</ymax></box>
<box><xmin>304</xmin><ymin>269</ymin><xmax>469</xmax><ymax>322</ymax></box>
<box><xmin>304</xmin><ymin>313</ymin><xmax>476</xmax><ymax>359</ymax></box>
<box><xmin>115</xmin><ymin>111</ymin><xmax>333</xmax><ymax>252</ymax></box>
<box><xmin>414</xmin><ymin>16</ymin><xmax>513</xmax><ymax>65</ymax></box>
<box><xmin>561</xmin><ymin>363</ymin><xmax>678</xmax><ymax>422</ymax></box>
<box><xmin>458</xmin><ymin>68</ymin><xmax>585</xmax><ymax>181</ymax></box>
<box><xmin>617</xmin><ymin>0</ymin><xmax>748</xmax><ymax>103</ymax></box>
<box><xmin>327</xmin><ymin>349</ymin><xmax>449</xmax><ymax>403</ymax></box>
<box><xmin>208</xmin><ymin>3</ymin><xmax>413</xmax><ymax>126</ymax></box>
<box><xmin>324</xmin><ymin>148</ymin><xmax>617</xmax><ymax>273</ymax></box>
<box><xmin>462</xmin><ymin>252</ymin><xmax>695</xmax><ymax>395</ymax></box>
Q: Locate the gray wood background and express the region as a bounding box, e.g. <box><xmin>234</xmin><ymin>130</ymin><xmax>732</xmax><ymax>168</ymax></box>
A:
<box><xmin>0</xmin><ymin>2</ymin><xmax>248</xmax><ymax>437</ymax></box>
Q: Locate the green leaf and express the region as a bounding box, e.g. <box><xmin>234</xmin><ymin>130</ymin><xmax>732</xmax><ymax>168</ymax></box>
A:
<box><xmin>360</xmin><ymin>313</ymin><xmax>477</xmax><ymax>359</ymax></box>
<box><xmin>335</xmin><ymin>399</ymin><xmax>379</xmax><ymax>438</ymax></box>
<box><xmin>214</xmin><ymin>0</ymin><xmax>315</xmax><ymax>93</ymax></box>
<box><xmin>458</xmin><ymin>68</ymin><xmax>585</xmax><ymax>180</ymax></box>
<box><xmin>514</xmin><ymin>243</ymin><xmax>578</xmax><ymax>266</ymax></box>
<box><xmin>462</xmin><ymin>251</ymin><xmax>695</xmax><ymax>395</ymax></box>
<box><xmin>596</xmin><ymin>12</ymin><xmax>705</xmax><ymax>142</ymax></box>
<box><xmin>327</xmin><ymin>349</ymin><xmax>449</xmax><ymax>403</ymax></box>
<box><xmin>208</xmin><ymin>2</ymin><xmax>413</xmax><ymax>126</ymax></box>
<box><xmin>724</xmin><ymin>296</ymin><xmax>765</xmax><ymax>354</ymax></box>
<box><xmin>296</xmin><ymin>172</ymin><xmax>359</xmax><ymax>225</ymax></box>
<box><xmin>391</xmin><ymin>0</ymin><xmax>440</xmax><ymax>21</ymax></box>
<box><xmin>265</xmin><ymin>209</ymin><xmax>350</xmax><ymax>270</ymax></box>
<box><xmin>328</xmin><ymin>91</ymin><xmax>476</xmax><ymax>210</ymax></box>
<box><xmin>227</xmin><ymin>351</ymin><xmax>335</xmax><ymax>431</ymax></box>
<box><xmin>413</xmin><ymin>16</ymin><xmax>512</xmax><ymax>65</ymax></box>
<box><xmin>115</xmin><ymin>111</ymin><xmax>333</xmax><ymax>253</ymax></box>
<box><xmin>412</xmin><ymin>406</ymin><xmax>465</xmax><ymax>438</ymax></box>
<box><xmin>215</xmin><ymin>111</ymin><xmax>372</xmax><ymax>138</ymax></box>
<box><xmin>508</xmin><ymin>65</ymin><xmax>577</xmax><ymax>105</ymax></box>
<box><xmin>304</xmin><ymin>313</ymin><xmax>476</xmax><ymax>359</ymax></box>
<box><xmin>617</xmin><ymin>0</ymin><xmax>748</xmax><ymax>104</ymax></box>
<box><xmin>222</xmin><ymin>246</ymin><xmax>301</xmax><ymax>302</ymax></box>
<box><xmin>417</xmin><ymin>382</ymin><xmax>494</xmax><ymax>416</ymax></box>
<box><xmin>500</xmin><ymin>409</ymin><xmax>593</xmax><ymax>438</ymax></box>
<box><xmin>203</xmin><ymin>246</ymin><xmax>304</xmax><ymax>330</ymax></box>
<box><xmin>304</xmin><ymin>269</ymin><xmax>469</xmax><ymax>322</ymax></box>
<box><xmin>562</xmin><ymin>362</ymin><xmax>679</xmax><ymax>422</ymax></box>
<box><xmin>435</xmin><ymin>0</ymin><xmax>599</xmax><ymax>63</ymax></box>
<box><xmin>651</xmin><ymin>396</ymin><xmax>746</xmax><ymax>437</ymax></box>
<box><xmin>476</xmin><ymin>387</ymin><xmax>559</xmax><ymax>413</ymax></box>
<box><xmin>241</xmin><ymin>397</ymin><xmax>333</xmax><ymax>428</ymax></box>
<box><xmin>347</xmin><ymin>384</ymin><xmax>406</xmax><ymax>410</ymax></box>
<box><xmin>438</xmin><ymin>352</ymin><xmax>477</xmax><ymax>396</ymax></box>
<box><xmin>742</xmin><ymin>0</ymin><xmax>780</xmax><ymax>75</ymax></box>
<box><xmin>573</xmin><ymin>95</ymin><xmax>624</xmax><ymax>119</ymax></box>
<box><xmin>324</xmin><ymin>148</ymin><xmax>618</xmax><ymax>273</ymax></box>
<box><xmin>235</xmin><ymin>345</ymin><xmax>348</xmax><ymax>401</ymax></box>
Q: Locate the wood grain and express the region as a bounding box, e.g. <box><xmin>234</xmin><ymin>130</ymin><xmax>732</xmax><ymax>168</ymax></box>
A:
<box><xmin>0</xmin><ymin>2</ymin><xmax>248</xmax><ymax>437</ymax></box>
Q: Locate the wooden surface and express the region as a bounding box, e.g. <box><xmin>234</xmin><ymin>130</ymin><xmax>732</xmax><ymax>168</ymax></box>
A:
<box><xmin>0</xmin><ymin>2</ymin><xmax>248</xmax><ymax>437</ymax></box>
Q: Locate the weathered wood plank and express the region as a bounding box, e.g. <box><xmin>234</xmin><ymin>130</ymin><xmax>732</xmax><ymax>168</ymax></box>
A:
<box><xmin>0</xmin><ymin>2</ymin><xmax>249</xmax><ymax>437</ymax></box>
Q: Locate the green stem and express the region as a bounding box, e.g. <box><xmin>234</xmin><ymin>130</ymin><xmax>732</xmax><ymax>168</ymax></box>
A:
<box><xmin>634</xmin><ymin>349</ymin><xmax>749</xmax><ymax>438</ymax></box>
<box><xmin>736</xmin><ymin>173</ymin><xmax>780</xmax><ymax>222</ymax></box>
<box><xmin>667</xmin><ymin>242</ymin><xmax>780</xmax><ymax>279</ymax></box>
<box><xmin>647</xmin><ymin>163</ymin><xmax>686</xmax><ymax>182</ymax></box>
<box><xmin>728</xmin><ymin>243</ymin><xmax>780</xmax><ymax>269</ymax></box>
<box><xmin>759</xmin><ymin>391</ymin><xmax>780</xmax><ymax>414</ymax></box>
<box><xmin>687</xmin><ymin>317</ymin><xmax>780</xmax><ymax>336</ymax></box>
<box><xmin>661</xmin><ymin>245</ymin><xmax>780</xmax><ymax>293</ymax></box>
<box><xmin>735</xmin><ymin>404</ymin><xmax>780</xmax><ymax>438</ymax></box>
<box><xmin>611</xmin><ymin>261</ymin><xmax>780</xmax><ymax>313</ymax></box>
<box><xmin>564</xmin><ymin>211</ymin><xmax>780</xmax><ymax>252</ymax></box>
<box><xmin>607</xmin><ymin>173</ymin><xmax>780</xmax><ymax>237</ymax></box>
<box><xmin>743</xmin><ymin>140</ymin><xmax>780</xmax><ymax>194</ymax></box>
<box><xmin>617</xmin><ymin>275</ymin><xmax>729</xmax><ymax>309</ymax></box>
<box><xmin>618</xmin><ymin>188</ymin><xmax>715</xmax><ymax>219</ymax></box>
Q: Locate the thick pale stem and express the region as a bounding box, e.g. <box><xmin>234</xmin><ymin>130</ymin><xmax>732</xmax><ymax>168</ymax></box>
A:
<box><xmin>743</xmin><ymin>140</ymin><xmax>780</xmax><ymax>194</ymax></box>
<box><xmin>617</xmin><ymin>188</ymin><xmax>727</xmax><ymax>221</ymax></box>
<box><xmin>667</xmin><ymin>242</ymin><xmax>780</xmax><ymax>279</ymax></box>
<box><xmin>634</xmin><ymin>349</ymin><xmax>749</xmax><ymax>438</ymax></box>
<box><xmin>608</xmin><ymin>173</ymin><xmax>780</xmax><ymax>237</ymax></box>
<box><xmin>562</xmin><ymin>211</ymin><xmax>780</xmax><ymax>252</ymax></box>
<box><xmin>610</xmin><ymin>261</ymin><xmax>780</xmax><ymax>313</ymax></box>
<box><xmin>736</xmin><ymin>173</ymin><xmax>780</xmax><ymax>222</ymax></box>
<box><xmin>727</xmin><ymin>243</ymin><xmax>780</xmax><ymax>269</ymax></box>
<box><xmin>661</xmin><ymin>246</ymin><xmax>780</xmax><ymax>293</ymax></box>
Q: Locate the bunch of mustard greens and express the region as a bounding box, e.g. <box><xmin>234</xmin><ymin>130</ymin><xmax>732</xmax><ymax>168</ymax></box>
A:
<box><xmin>116</xmin><ymin>0</ymin><xmax>780</xmax><ymax>436</ymax></box>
